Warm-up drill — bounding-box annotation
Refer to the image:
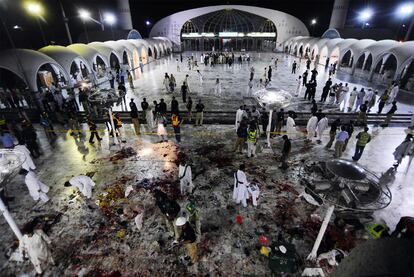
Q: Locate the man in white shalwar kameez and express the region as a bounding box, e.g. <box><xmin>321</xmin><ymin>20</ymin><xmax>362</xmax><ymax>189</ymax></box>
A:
<box><xmin>295</xmin><ymin>76</ymin><xmax>302</xmax><ymax>97</ymax></box>
<box><xmin>388</xmin><ymin>82</ymin><xmax>399</xmax><ymax>104</ymax></box>
<box><xmin>214</xmin><ymin>78</ymin><xmax>222</xmax><ymax>96</ymax></box>
<box><xmin>364</xmin><ymin>88</ymin><xmax>374</xmax><ymax>106</ymax></box>
<box><xmin>15</xmin><ymin>143</ymin><xmax>36</xmax><ymax>171</ymax></box>
<box><xmin>146</xmin><ymin>105</ymin><xmax>155</xmax><ymax>129</ymax></box>
<box><xmin>20</xmin><ymin>228</ymin><xmax>54</xmax><ymax>274</ymax></box>
<box><xmin>306</xmin><ymin>114</ymin><xmax>319</xmax><ymax>141</ymax></box>
<box><xmin>316</xmin><ymin>114</ymin><xmax>329</xmax><ymax>142</ymax></box>
<box><xmin>286</xmin><ymin>113</ymin><xmax>296</xmax><ymax>138</ymax></box>
<box><xmin>179</xmin><ymin>161</ymin><xmax>193</xmax><ymax>195</ymax></box>
<box><xmin>25</xmin><ymin>170</ymin><xmax>49</xmax><ymax>202</ymax></box>
<box><xmin>197</xmin><ymin>70</ymin><xmax>203</xmax><ymax>86</ymax></box>
<box><xmin>235</xmin><ymin>106</ymin><xmax>244</xmax><ymax>129</ymax></box>
<box><xmin>64</xmin><ymin>175</ymin><xmax>95</xmax><ymax>199</ymax></box>
<box><xmin>233</xmin><ymin>164</ymin><xmax>249</xmax><ymax>208</ymax></box>
<box><xmin>247</xmin><ymin>80</ymin><xmax>254</xmax><ymax>97</ymax></box>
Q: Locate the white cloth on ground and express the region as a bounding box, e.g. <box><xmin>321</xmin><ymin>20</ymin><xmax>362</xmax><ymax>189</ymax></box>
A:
<box><xmin>299</xmin><ymin>191</ymin><xmax>320</xmax><ymax>206</ymax></box>
<box><xmin>69</xmin><ymin>175</ymin><xmax>95</xmax><ymax>199</ymax></box>
<box><xmin>25</xmin><ymin>171</ymin><xmax>49</xmax><ymax>202</ymax></box>
<box><xmin>125</xmin><ymin>185</ymin><xmax>134</xmax><ymax>198</ymax></box>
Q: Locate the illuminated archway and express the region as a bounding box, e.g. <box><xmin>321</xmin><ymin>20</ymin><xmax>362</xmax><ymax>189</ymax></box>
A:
<box><xmin>319</xmin><ymin>46</ymin><xmax>328</xmax><ymax>64</ymax></box>
<box><xmin>341</xmin><ymin>49</ymin><xmax>353</xmax><ymax>67</ymax></box>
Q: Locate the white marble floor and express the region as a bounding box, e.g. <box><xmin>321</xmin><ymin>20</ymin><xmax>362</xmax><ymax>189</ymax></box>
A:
<box><xmin>109</xmin><ymin>52</ymin><xmax>414</xmax><ymax>115</ymax></box>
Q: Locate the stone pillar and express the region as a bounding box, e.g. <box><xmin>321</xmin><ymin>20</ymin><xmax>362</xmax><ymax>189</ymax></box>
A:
<box><xmin>117</xmin><ymin>0</ymin><xmax>133</xmax><ymax>30</ymax></box>
<box><xmin>379</xmin><ymin>63</ymin><xmax>386</xmax><ymax>75</ymax></box>
<box><xmin>362</xmin><ymin>56</ymin><xmax>369</xmax><ymax>71</ymax></box>
<box><xmin>329</xmin><ymin>0</ymin><xmax>350</xmax><ymax>29</ymax></box>
<box><xmin>348</xmin><ymin>56</ymin><xmax>353</xmax><ymax>67</ymax></box>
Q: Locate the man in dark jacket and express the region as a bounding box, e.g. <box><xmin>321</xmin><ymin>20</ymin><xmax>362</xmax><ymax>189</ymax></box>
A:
<box><xmin>159</xmin><ymin>99</ymin><xmax>167</xmax><ymax>115</ymax></box>
<box><xmin>129</xmin><ymin>99</ymin><xmax>140</xmax><ymax>135</ymax></box>
<box><xmin>381</xmin><ymin>101</ymin><xmax>398</xmax><ymax>127</ymax></box>
<box><xmin>87</xmin><ymin>117</ymin><xmax>102</xmax><ymax>144</ymax></box>
<box><xmin>260</xmin><ymin>107</ymin><xmax>269</xmax><ymax>136</ymax></box>
<box><xmin>21</xmin><ymin>123</ymin><xmax>41</xmax><ymax>158</ymax></box>
<box><xmin>268</xmin><ymin>66</ymin><xmax>272</xmax><ymax>81</ymax></box>
<box><xmin>320</xmin><ymin>78</ymin><xmax>332</xmax><ymax>102</ymax></box>
<box><xmin>235</xmin><ymin>119</ymin><xmax>248</xmax><ymax>153</ymax></box>
<box><xmin>181</xmin><ymin>82</ymin><xmax>188</xmax><ymax>103</ymax></box>
<box><xmin>141</xmin><ymin>98</ymin><xmax>149</xmax><ymax>112</ymax></box>
<box><xmin>325</xmin><ymin>119</ymin><xmax>340</xmax><ymax>149</ymax></box>
<box><xmin>171</xmin><ymin>96</ymin><xmax>179</xmax><ymax>114</ymax></box>
<box><xmin>275</xmin><ymin>109</ymin><xmax>284</xmax><ymax>135</ymax></box>
<box><xmin>280</xmin><ymin>135</ymin><xmax>291</xmax><ymax>169</ymax></box>
<box><xmin>356</xmin><ymin>101</ymin><xmax>369</xmax><ymax>125</ymax></box>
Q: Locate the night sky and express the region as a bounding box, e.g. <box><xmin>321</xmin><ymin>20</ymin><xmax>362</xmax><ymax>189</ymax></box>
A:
<box><xmin>0</xmin><ymin>0</ymin><xmax>412</xmax><ymax>50</ymax></box>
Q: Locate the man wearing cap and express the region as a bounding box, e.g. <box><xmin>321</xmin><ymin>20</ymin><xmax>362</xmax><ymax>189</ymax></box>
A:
<box><xmin>174</xmin><ymin>217</ymin><xmax>198</xmax><ymax>264</ymax></box>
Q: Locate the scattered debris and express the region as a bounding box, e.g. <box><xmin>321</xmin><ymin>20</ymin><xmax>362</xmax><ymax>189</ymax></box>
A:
<box><xmin>109</xmin><ymin>147</ymin><xmax>137</xmax><ymax>163</ymax></box>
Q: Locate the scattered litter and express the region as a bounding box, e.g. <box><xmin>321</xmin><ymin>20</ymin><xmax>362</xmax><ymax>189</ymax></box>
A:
<box><xmin>299</xmin><ymin>191</ymin><xmax>321</xmax><ymax>206</ymax></box>
<box><xmin>124</xmin><ymin>185</ymin><xmax>134</xmax><ymax>198</ymax></box>
<box><xmin>302</xmin><ymin>268</ymin><xmax>325</xmax><ymax>277</ymax></box>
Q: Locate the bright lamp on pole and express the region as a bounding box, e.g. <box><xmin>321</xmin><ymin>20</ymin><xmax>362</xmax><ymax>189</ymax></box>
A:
<box><xmin>398</xmin><ymin>3</ymin><xmax>414</xmax><ymax>16</ymax></box>
<box><xmin>359</xmin><ymin>8</ymin><xmax>373</xmax><ymax>22</ymax></box>
<box><xmin>79</xmin><ymin>9</ymin><xmax>91</xmax><ymax>20</ymax></box>
<box><xmin>311</xmin><ymin>19</ymin><xmax>317</xmax><ymax>25</ymax></box>
<box><xmin>25</xmin><ymin>1</ymin><xmax>43</xmax><ymax>16</ymax></box>
<box><xmin>104</xmin><ymin>13</ymin><xmax>116</xmax><ymax>25</ymax></box>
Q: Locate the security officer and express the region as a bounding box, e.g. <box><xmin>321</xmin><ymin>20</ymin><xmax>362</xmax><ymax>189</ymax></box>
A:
<box><xmin>247</xmin><ymin>124</ymin><xmax>258</xmax><ymax>158</ymax></box>
<box><xmin>171</xmin><ymin>113</ymin><xmax>182</xmax><ymax>143</ymax></box>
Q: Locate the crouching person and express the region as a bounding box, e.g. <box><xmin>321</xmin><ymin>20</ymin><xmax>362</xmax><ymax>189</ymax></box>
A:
<box><xmin>247</xmin><ymin>183</ymin><xmax>260</xmax><ymax>207</ymax></box>
<box><xmin>20</xmin><ymin>226</ymin><xmax>55</xmax><ymax>274</ymax></box>
<box><xmin>154</xmin><ymin>189</ymin><xmax>180</xmax><ymax>238</ymax></box>
<box><xmin>174</xmin><ymin>217</ymin><xmax>199</xmax><ymax>264</ymax></box>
